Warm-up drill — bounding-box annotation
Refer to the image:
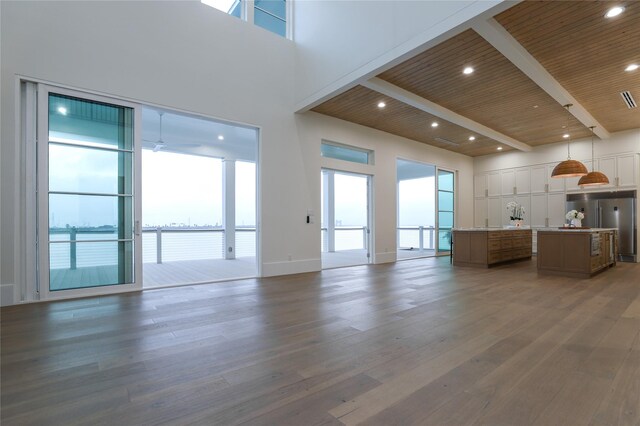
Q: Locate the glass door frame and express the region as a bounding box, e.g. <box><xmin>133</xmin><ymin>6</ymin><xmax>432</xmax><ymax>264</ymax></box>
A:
<box><xmin>36</xmin><ymin>84</ymin><xmax>143</xmax><ymax>300</ymax></box>
<box><xmin>321</xmin><ymin>168</ymin><xmax>373</xmax><ymax>266</ymax></box>
<box><xmin>435</xmin><ymin>166</ymin><xmax>456</xmax><ymax>256</ymax></box>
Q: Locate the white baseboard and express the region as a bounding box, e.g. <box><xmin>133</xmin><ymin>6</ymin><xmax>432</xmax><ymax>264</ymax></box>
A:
<box><xmin>261</xmin><ymin>258</ymin><xmax>321</xmax><ymax>277</ymax></box>
<box><xmin>1</xmin><ymin>283</ymin><xmax>16</xmax><ymax>306</ymax></box>
<box><xmin>374</xmin><ymin>252</ymin><xmax>397</xmax><ymax>264</ymax></box>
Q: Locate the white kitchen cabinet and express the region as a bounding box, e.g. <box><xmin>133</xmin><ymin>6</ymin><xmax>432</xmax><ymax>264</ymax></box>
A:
<box><xmin>515</xmin><ymin>195</ymin><xmax>531</xmax><ymax>226</ymax></box>
<box><xmin>566</xmin><ymin>160</ymin><xmax>592</xmax><ymax>192</ymax></box>
<box><xmin>502</xmin><ymin>196</ymin><xmax>515</xmax><ymax>226</ymax></box>
<box><xmin>530</xmin><ymin>194</ymin><xmax>548</xmax><ymax>228</ymax></box>
<box><xmin>474</xmin><ymin>174</ymin><xmax>487</xmax><ymax>198</ymax></box>
<box><xmin>501</xmin><ymin>170</ymin><xmax>516</xmax><ymax>196</ymax></box>
<box><xmin>598</xmin><ymin>157</ymin><xmax>616</xmax><ymax>188</ymax></box>
<box><xmin>530</xmin><ymin>166</ymin><xmax>547</xmax><ymax>193</ymax></box>
<box><xmin>616</xmin><ymin>154</ymin><xmax>636</xmax><ymax>187</ymax></box>
<box><xmin>515</xmin><ymin>168</ymin><xmax>531</xmax><ymax>194</ymax></box>
<box><xmin>547</xmin><ymin>163</ymin><xmax>565</xmax><ymax>192</ymax></box>
<box><xmin>487</xmin><ymin>172</ymin><xmax>501</xmax><ymax>197</ymax></box>
<box><xmin>487</xmin><ymin>197</ymin><xmax>502</xmax><ymax>228</ymax></box>
<box><xmin>474</xmin><ymin>198</ymin><xmax>487</xmax><ymax>228</ymax></box>
<box><xmin>548</xmin><ymin>193</ymin><xmax>567</xmax><ymax>227</ymax></box>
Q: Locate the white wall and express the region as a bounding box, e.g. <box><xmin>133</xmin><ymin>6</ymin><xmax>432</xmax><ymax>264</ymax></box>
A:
<box><xmin>1</xmin><ymin>1</ymin><xmax>303</xmax><ymax>303</ymax></box>
<box><xmin>474</xmin><ymin>129</ymin><xmax>640</xmax><ymax>173</ymax></box>
<box><xmin>0</xmin><ymin>1</ymin><xmax>478</xmax><ymax>305</ymax></box>
<box><xmin>296</xmin><ymin>112</ymin><xmax>474</xmax><ymax>264</ymax></box>
<box><xmin>293</xmin><ymin>0</ymin><xmax>503</xmax><ymax>109</ymax></box>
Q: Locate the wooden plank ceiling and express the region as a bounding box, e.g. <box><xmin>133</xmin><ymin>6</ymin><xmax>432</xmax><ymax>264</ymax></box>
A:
<box><xmin>496</xmin><ymin>0</ymin><xmax>640</xmax><ymax>132</ymax></box>
<box><xmin>312</xmin><ymin>85</ymin><xmax>514</xmax><ymax>157</ymax></box>
<box><xmin>311</xmin><ymin>1</ymin><xmax>638</xmax><ymax>157</ymax></box>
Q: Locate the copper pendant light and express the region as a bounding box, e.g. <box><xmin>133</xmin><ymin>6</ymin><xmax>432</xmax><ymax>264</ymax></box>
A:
<box><xmin>551</xmin><ymin>104</ymin><xmax>588</xmax><ymax>178</ymax></box>
<box><xmin>578</xmin><ymin>126</ymin><xmax>610</xmax><ymax>187</ymax></box>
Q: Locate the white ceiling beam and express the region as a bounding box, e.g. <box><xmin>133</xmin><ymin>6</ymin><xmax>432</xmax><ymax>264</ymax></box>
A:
<box><xmin>473</xmin><ymin>18</ymin><xmax>611</xmax><ymax>140</ymax></box>
<box><xmin>363</xmin><ymin>77</ymin><xmax>533</xmax><ymax>152</ymax></box>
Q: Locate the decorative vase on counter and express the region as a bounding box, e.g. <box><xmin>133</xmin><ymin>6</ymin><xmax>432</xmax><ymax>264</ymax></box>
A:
<box><xmin>510</xmin><ymin>219</ymin><xmax>523</xmax><ymax>227</ymax></box>
<box><xmin>571</xmin><ymin>218</ymin><xmax>582</xmax><ymax>228</ymax></box>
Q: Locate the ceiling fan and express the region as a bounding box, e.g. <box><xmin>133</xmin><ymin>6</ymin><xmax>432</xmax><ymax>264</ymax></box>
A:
<box><xmin>143</xmin><ymin>111</ymin><xmax>201</xmax><ymax>152</ymax></box>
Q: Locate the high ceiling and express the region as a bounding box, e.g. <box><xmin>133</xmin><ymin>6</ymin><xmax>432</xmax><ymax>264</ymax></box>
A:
<box><xmin>311</xmin><ymin>0</ymin><xmax>640</xmax><ymax>157</ymax></box>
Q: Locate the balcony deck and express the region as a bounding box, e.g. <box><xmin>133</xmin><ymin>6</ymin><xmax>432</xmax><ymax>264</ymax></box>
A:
<box><xmin>143</xmin><ymin>257</ymin><xmax>257</xmax><ymax>288</ymax></box>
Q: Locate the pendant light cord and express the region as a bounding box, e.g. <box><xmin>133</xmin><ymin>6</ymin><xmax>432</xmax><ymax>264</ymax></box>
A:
<box><xmin>564</xmin><ymin>104</ymin><xmax>573</xmax><ymax>159</ymax></box>
<box><xmin>590</xmin><ymin>126</ymin><xmax>596</xmax><ymax>172</ymax></box>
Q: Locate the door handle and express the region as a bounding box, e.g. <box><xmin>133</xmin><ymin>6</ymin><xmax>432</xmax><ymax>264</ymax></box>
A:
<box><xmin>135</xmin><ymin>220</ymin><xmax>141</xmax><ymax>236</ymax></box>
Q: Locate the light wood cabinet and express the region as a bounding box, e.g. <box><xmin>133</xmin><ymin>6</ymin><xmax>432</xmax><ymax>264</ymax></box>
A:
<box><xmin>453</xmin><ymin>229</ymin><xmax>532</xmax><ymax>267</ymax></box>
<box><xmin>538</xmin><ymin>230</ymin><xmax>617</xmax><ymax>278</ymax></box>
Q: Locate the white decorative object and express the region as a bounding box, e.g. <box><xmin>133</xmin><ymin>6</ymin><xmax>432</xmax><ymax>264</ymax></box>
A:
<box><xmin>565</xmin><ymin>210</ymin><xmax>585</xmax><ymax>227</ymax></box>
<box><xmin>506</xmin><ymin>201</ymin><xmax>525</xmax><ymax>223</ymax></box>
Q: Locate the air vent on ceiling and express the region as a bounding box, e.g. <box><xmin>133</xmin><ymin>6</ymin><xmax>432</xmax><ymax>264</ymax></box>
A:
<box><xmin>621</xmin><ymin>91</ymin><xmax>637</xmax><ymax>109</ymax></box>
<box><xmin>435</xmin><ymin>137</ymin><xmax>460</xmax><ymax>146</ymax></box>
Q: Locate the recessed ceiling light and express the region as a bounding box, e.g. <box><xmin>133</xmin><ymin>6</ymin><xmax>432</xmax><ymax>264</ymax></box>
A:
<box><xmin>625</xmin><ymin>64</ymin><xmax>639</xmax><ymax>72</ymax></box>
<box><xmin>497</xmin><ymin>147</ymin><xmax>503</xmax><ymax>151</ymax></box>
<box><xmin>468</xmin><ymin>136</ymin><xmax>476</xmax><ymax>141</ymax></box>
<box><xmin>431</xmin><ymin>122</ymin><xmax>438</xmax><ymax>128</ymax></box>
<box><xmin>463</xmin><ymin>67</ymin><xmax>474</xmax><ymax>75</ymax></box>
<box><xmin>377</xmin><ymin>101</ymin><xmax>386</xmax><ymax>108</ymax></box>
<box><xmin>57</xmin><ymin>106</ymin><xmax>68</xmax><ymax>115</ymax></box>
<box><xmin>563</xmin><ymin>133</ymin><xmax>570</xmax><ymax>139</ymax></box>
<box><xmin>218</xmin><ymin>135</ymin><xmax>224</xmax><ymax>141</ymax></box>
<box><xmin>605</xmin><ymin>6</ymin><xmax>625</xmax><ymax>18</ymax></box>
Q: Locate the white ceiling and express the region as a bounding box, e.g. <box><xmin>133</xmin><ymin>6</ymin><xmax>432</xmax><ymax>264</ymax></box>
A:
<box><xmin>142</xmin><ymin>107</ymin><xmax>258</xmax><ymax>162</ymax></box>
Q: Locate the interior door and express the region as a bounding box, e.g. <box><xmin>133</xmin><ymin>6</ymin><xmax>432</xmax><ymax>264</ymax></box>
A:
<box><xmin>37</xmin><ymin>85</ymin><xmax>142</xmax><ymax>300</ymax></box>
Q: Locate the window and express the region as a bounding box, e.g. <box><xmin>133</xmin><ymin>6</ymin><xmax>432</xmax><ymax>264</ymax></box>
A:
<box><xmin>321</xmin><ymin>141</ymin><xmax>373</xmax><ymax>165</ymax></box>
<box><xmin>437</xmin><ymin>169</ymin><xmax>455</xmax><ymax>253</ymax></box>
<box><xmin>201</xmin><ymin>0</ymin><xmax>288</xmax><ymax>38</ymax></box>
<box><xmin>254</xmin><ymin>0</ymin><xmax>286</xmax><ymax>37</ymax></box>
<box><xmin>202</xmin><ymin>0</ymin><xmax>240</xmax><ymax>17</ymax></box>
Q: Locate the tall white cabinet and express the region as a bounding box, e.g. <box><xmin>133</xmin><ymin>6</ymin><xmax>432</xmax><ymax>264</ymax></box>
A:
<box><xmin>473</xmin><ymin>153</ymin><xmax>639</xmax><ymax>253</ymax></box>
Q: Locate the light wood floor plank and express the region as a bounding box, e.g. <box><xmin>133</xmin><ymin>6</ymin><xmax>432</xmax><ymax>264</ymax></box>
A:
<box><xmin>1</xmin><ymin>257</ymin><xmax>639</xmax><ymax>425</ymax></box>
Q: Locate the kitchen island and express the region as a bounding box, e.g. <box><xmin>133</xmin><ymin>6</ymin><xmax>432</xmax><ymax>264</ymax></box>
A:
<box><xmin>537</xmin><ymin>228</ymin><xmax>617</xmax><ymax>278</ymax></box>
<box><xmin>452</xmin><ymin>228</ymin><xmax>532</xmax><ymax>267</ymax></box>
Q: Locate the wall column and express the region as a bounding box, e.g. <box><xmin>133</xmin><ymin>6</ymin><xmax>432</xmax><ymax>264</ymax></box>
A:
<box><xmin>223</xmin><ymin>159</ymin><xmax>236</xmax><ymax>260</ymax></box>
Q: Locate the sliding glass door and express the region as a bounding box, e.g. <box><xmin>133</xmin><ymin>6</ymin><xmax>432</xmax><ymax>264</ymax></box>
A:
<box><xmin>37</xmin><ymin>86</ymin><xmax>142</xmax><ymax>298</ymax></box>
<box><xmin>437</xmin><ymin>169</ymin><xmax>455</xmax><ymax>254</ymax></box>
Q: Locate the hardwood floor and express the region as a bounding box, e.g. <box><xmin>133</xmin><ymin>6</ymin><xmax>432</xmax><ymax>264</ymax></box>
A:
<box><xmin>1</xmin><ymin>257</ymin><xmax>639</xmax><ymax>425</ymax></box>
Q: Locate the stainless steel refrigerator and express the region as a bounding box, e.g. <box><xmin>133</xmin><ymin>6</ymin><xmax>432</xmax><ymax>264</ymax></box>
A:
<box><xmin>567</xmin><ymin>191</ymin><xmax>637</xmax><ymax>262</ymax></box>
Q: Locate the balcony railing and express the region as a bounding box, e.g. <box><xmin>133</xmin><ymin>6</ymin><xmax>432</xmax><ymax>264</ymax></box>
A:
<box><xmin>49</xmin><ymin>226</ymin><xmax>256</xmax><ymax>269</ymax></box>
<box><xmin>321</xmin><ymin>226</ymin><xmax>368</xmax><ymax>252</ymax></box>
<box><xmin>397</xmin><ymin>226</ymin><xmax>436</xmax><ymax>251</ymax></box>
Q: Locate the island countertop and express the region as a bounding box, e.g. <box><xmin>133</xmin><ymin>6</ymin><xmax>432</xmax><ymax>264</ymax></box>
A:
<box><xmin>537</xmin><ymin>228</ymin><xmax>618</xmax><ymax>233</ymax></box>
<box><xmin>452</xmin><ymin>227</ymin><xmax>531</xmax><ymax>232</ymax></box>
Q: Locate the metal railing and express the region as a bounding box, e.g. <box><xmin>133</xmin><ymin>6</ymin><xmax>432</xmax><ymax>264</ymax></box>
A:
<box><xmin>49</xmin><ymin>227</ymin><xmax>257</xmax><ymax>269</ymax></box>
<box><xmin>397</xmin><ymin>226</ymin><xmax>436</xmax><ymax>251</ymax></box>
<box><xmin>321</xmin><ymin>226</ymin><xmax>368</xmax><ymax>252</ymax></box>
<box><xmin>142</xmin><ymin>227</ymin><xmax>256</xmax><ymax>263</ymax></box>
